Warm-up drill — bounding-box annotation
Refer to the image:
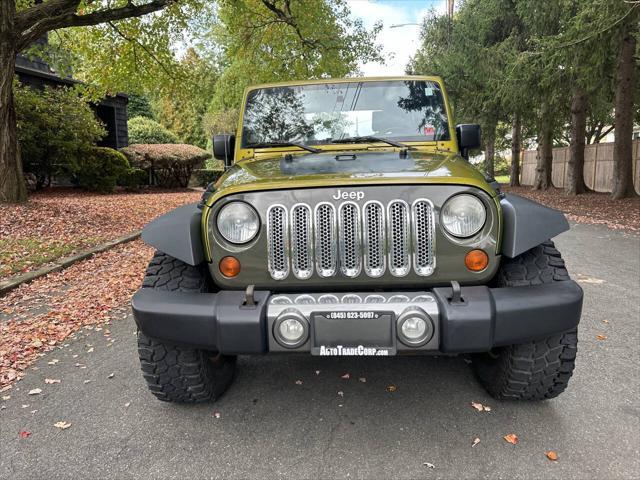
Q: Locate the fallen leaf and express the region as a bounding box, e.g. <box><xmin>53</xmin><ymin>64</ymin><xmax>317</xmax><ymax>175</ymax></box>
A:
<box><xmin>596</xmin><ymin>334</ymin><xmax>608</xmax><ymax>341</ymax></box>
<box><xmin>21</xmin><ymin>404</ymin><xmax>29</xmax><ymax>408</ymax></box>
<box><xmin>602</xmin><ymin>319</ymin><xmax>609</xmax><ymax>324</ymax></box>
<box><xmin>472</xmin><ymin>437</ymin><xmax>481</xmax><ymax>447</ymax></box>
<box><xmin>295</xmin><ymin>379</ymin><xmax>303</xmax><ymax>385</ymax></box>
<box><xmin>546</xmin><ymin>451</ymin><xmax>559</xmax><ymax>461</ymax></box>
<box><xmin>124</xmin><ymin>402</ymin><xmax>130</xmax><ymax>408</ymax></box>
<box><xmin>83</xmin><ymin>380</ymin><xmax>91</xmax><ymax>384</ymax></box>
<box><xmin>19</xmin><ymin>430</ymin><xmax>31</xmax><ymax>439</ymax></box>
<box><xmin>30</xmin><ymin>410</ymin><xmax>38</xmax><ymax>414</ymax></box>
<box><xmin>213</xmin><ymin>411</ymin><xmax>221</xmax><ymax>419</ymax></box>
<box><xmin>86</xmin><ymin>347</ymin><xmax>94</xmax><ymax>353</ymax></box>
<box><xmin>47</xmin><ymin>359</ymin><xmax>59</xmax><ymax>365</ymax></box>
<box><xmin>358</xmin><ymin>377</ymin><xmax>366</xmax><ymax>383</ymax></box>
<box><xmin>341</xmin><ymin>373</ymin><xmax>350</xmax><ymax>379</ymax></box>
<box><xmin>337</xmin><ymin>390</ymin><xmax>344</xmax><ymax>397</ymax></box>
<box><xmin>471</xmin><ymin>402</ymin><xmax>491</xmax><ymax>412</ymax></box>
<box><xmin>386</xmin><ymin>385</ymin><xmax>397</xmax><ymax>393</ymax></box>
<box><xmin>53</xmin><ymin>421</ymin><xmax>71</xmax><ymax>430</ymax></box>
<box><xmin>1</xmin><ymin>395</ymin><xmax>10</xmax><ymax>401</ymax></box>
<box><xmin>315</xmin><ymin>370</ymin><xmax>321</xmax><ymax>375</ymax></box>
<box><xmin>75</xmin><ymin>363</ymin><xmax>86</xmax><ymax>369</ymax></box>
<box><xmin>503</xmin><ymin>434</ymin><xmax>519</xmax><ymax>445</ymax></box>
<box><xmin>575</xmin><ymin>274</ymin><xmax>605</xmax><ymax>285</ymax></box>
<box><xmin>28</xmin><ymin>388</ymin><xmax>42</xmax><ymax>395</ymax></box>
<box><xmin>423</xmin><ymin>462</ymin><xmax>435</xmax><ymax>469</ymax></box>
<box><xmin>44</xmin><ymin>378</ymin><xmax>60</xmax><ymax>384</ymax></box>
<box><xmin>107</xmin><ymin>373</ymin><xmax>114</xmax><ymax>379</ymax></box>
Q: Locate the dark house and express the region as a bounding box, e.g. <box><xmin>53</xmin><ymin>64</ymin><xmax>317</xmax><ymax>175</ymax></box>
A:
<box><xmin>15</xmin><ymin>36</ymin><xmax>129</xmax><ymax>149</ymax></box>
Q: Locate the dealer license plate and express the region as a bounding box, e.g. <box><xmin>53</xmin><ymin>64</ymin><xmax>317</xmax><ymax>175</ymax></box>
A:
<box><xmin>310</xmin><ymin>311</ymin><xmax>396</xmax><ymax>356</ymax></box>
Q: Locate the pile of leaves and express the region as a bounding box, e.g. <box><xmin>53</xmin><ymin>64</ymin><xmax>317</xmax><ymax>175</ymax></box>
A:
<box><xmin>502</xmin><ymin>186</ymin><xmax>640</xmax><ymax>233</ymax></box>
<box><xmin>0</xmin><ymin>241</ymin><xmax>153</xmax><ymax>389</ymax></box>
<box><xmin>120</xmin><ymin>144</ymin><xmax>211</xmax><ymax>188</ymax></box>
<box><xmin>0</xmin><ymin>188</ymin><xmax>201</xmax><ymax>277</ymax></box>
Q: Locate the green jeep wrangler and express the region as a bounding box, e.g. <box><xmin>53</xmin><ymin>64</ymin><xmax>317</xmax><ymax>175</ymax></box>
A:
<box><xmin>132</xmin><ymin>76</ymin><xmax>582</xmax><ymax>403</ymax></box>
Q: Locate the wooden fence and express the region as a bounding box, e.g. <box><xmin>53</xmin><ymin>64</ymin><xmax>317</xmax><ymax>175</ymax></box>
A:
<box><xmin>521</xmin><ymin>140</ymin><xmax>640</xmax><ymax>194</ymax></box>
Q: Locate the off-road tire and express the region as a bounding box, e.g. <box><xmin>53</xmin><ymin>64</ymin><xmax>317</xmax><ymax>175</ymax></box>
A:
<box><xmin>473</xmin><ymin>241</ymin><xmax>578</xmax><ymax>400</ymax></box>
<box><xmin>137</xmin><ymin>251</ymin><xmax>236</xmax><ymax>403</ymax></box>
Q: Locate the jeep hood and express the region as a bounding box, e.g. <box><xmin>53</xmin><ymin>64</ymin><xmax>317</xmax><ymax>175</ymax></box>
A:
<box><xmin>209</xmin><ymin>150</ymin><xmax>494</xmax><ymax>204</ymax></box>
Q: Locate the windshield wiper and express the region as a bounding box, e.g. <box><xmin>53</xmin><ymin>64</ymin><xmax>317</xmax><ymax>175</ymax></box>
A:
<box><xmin>248</xmin><ymin>141</ymin><xmax>320</xmax><ymax>153</ymax></box>
<box><xmin>329</xmin><ymin>136</ymin><xmax>414</xmax><ymax>149</ymax></box>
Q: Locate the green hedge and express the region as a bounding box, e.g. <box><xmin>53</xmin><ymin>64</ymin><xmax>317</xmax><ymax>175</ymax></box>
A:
<box><xmin>75</xmin><ymin>148</ymin><xmax>146</xmax><ymax>193</ymax></box>
<box><xmin>194</xmin><ymin>168</ymin><xmax>224</xmax><ymax>187</ymax></box>
<box><xmin>128</xmin><ymin>116</ymin><xmax>178</xmax><ymax>144</ymax></box>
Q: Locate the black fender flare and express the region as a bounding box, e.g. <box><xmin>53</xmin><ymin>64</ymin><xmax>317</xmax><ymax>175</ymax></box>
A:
<box><xmin>141</xmin><ymin>203</ymin><xmax>205</xmax><ymax>266</ymax></box>
<box><xmin>500</xmin><ymin>194</ymin><xmax>569</xmax><ymax>258</ymax></box>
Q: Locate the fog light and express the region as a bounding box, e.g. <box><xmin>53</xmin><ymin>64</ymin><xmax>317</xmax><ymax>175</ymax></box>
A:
<box><xmin>273</xmin><ymin>310</ymin><xmax>309</xmax><ymax>348</ymax></box>
<box><xmin>397</xmin><ymin>308</ymin><xmax>433</xmax><ymax>347</ymax></box>
<box><xmin>402</xmin><ymin>317</ymin><xmax>427</xmax><ymax>339</ymax></box>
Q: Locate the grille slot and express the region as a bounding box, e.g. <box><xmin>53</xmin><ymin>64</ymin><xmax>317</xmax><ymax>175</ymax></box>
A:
<box><xmin>314</xmin><ymin>203</ymin><xmax>337</xmax><ymax>277</ymax></box>
<box><xmin>267</xmin><ymin>205</ymin><xmax>289</xmax><ymax>280</ymax></box>
<box><xmin>388</xmin><ymin>201</ymin><xmax>410</xmax><ymax>277</ymax></box>
<box><xmin>266</xmin><ymin>198</ymin><xmax>436</xmax><ymax>280</ymax></box>
<box><xmin>291</xmin><ymin>204</ymin><xmax>312</xmax><ymax>279</ymax></box>
<box><xmin>412</xmin><ymin>199</ymin><xmax>436</xmax><ymax>275</ymax></box>
<box><xmin>338</xmin><ymin>202</ymin><xmax>362</xmax><ymax>277</ymax></box>
<box><xmin>363</xmin><ymin>202</ymin><xmax>385</xmax><ymax>277</ymax></box>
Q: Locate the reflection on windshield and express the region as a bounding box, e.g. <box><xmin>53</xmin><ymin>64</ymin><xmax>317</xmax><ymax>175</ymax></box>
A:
<box><xmin>242</xmin><ymin>80</ymin><xmax>450</xmax><ymax>148</ymax></box>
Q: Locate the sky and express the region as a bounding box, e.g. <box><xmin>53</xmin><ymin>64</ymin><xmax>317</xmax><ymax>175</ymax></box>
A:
<box><xmin>346</xmin><ymin>0</ymin><xmax>447</xmax><ymax>76</ymax></box>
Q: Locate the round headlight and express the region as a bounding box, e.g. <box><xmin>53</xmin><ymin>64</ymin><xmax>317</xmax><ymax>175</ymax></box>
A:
<box><xmin>441</xmin><ymin>194</ymin><xmax>486</xmax><ymax>238</ymax></box>
<box><xmin>216</xmin><ymin>202</ymin><xmax>260</xmax><ymax>244</ymax></box>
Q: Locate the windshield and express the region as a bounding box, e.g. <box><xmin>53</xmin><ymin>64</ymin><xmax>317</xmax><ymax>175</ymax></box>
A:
<box><xmin>241</xmin><ymin>80</ymin><xmax>450</xmax><ymax>148</ymax></box>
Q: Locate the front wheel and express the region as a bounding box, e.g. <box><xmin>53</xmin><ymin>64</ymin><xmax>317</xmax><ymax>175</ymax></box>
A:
<box><xmin>472</xmin><ymin>241</ymin><xmax>578</xmax><ymax>400</ymax></box>
<box><xmin>137</xmin><ymin>251</ymin><xmax>236</xmax><ymax>403</ymax></box>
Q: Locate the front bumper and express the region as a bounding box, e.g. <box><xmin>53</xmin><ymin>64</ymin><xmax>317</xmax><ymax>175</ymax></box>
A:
<box><xmin>131</xmin><ymin>281</ymin><xmax>583</xmax><ymax>355</ymax></box>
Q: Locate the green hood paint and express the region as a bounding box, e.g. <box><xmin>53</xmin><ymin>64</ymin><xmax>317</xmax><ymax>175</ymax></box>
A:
<box><xmin>207</xmin><ymin>149</ymin><xmax>496</xmax><ymax>207</ymax></box>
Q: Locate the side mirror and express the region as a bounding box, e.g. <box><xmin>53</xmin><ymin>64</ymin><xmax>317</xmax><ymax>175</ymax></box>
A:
<box><xmin>456</xmin><ymin>124</ymin><xmax>481</xmax><ymax>160</ymax></box>
<box><xmin>213</xmin><ymin>134</ymin><xmax>235</xmax><ymax>169</ymax></box>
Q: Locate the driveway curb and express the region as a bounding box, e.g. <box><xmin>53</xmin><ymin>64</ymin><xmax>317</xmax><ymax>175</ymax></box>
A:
<box><xmin>0</xmin><ymin>231</ymin><xmax>141</xmax><ymax>296</ymax></box>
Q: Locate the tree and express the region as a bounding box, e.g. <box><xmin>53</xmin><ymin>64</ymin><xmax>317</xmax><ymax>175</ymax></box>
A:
<box><xmin>205</xmin><ymin>0</ymin><xmax>383</xmax><ymax>120</ymax></box>
<box><xmin>611</xmin><ymin>5</ymin><xmax>638</xmax><ymax>199</ymax></box>
<box><xmin>0</xmin><ymin>0</ymin><xmax>186</xmax><ymax>203</ymax></box>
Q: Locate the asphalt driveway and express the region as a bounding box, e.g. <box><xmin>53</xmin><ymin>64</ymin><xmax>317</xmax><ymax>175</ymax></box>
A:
<box><xmin>1</xmin><ymin>222</ymin><xmax>639</xmax><ymax>479</ymax></box>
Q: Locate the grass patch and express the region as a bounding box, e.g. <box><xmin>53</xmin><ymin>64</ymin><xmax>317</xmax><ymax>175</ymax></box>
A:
<box><xmin>0</xmin><ymin>237</ymin><xmax>91</xmax><ymax>277</ymax></box>
<box><xmin>494</xmin><ymin>175</ymin><xmax>510</xmax><ymax>184</ymax></box>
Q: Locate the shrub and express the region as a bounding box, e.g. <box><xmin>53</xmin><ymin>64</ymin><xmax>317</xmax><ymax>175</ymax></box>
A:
<box><xmin>75</xmin><ymin>147</ymin><xmax>130</xmax><ymax>193</ymax></box>
<box><xmin>128</xmin><ymin>116</ymin><xmax>178</xmax><ymax>144</ymax></box>
<box><xmin>194</xmin><ymin>169</ymin><xmax>225</xmax><ymax>187</ymax></box>
<box><xmin>120</xmin><ymin>143</ymin><xmax>211</xmax><ymax>188</ymax></box>
<box><xmin>119</xmin><ymin>167</ymin><xmax>148</xmax><ymax>189</ymax></box>
<box><xmin>15</xmin><ymin>82</ymin><xmax>106</xmax><ymax>189</ymax></box>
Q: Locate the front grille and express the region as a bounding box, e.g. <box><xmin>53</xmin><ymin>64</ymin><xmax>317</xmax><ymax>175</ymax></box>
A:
<box><xmin>266</xmin><ymin>198</ymin><xmax>436</xmax><ymax>280</ymax></box>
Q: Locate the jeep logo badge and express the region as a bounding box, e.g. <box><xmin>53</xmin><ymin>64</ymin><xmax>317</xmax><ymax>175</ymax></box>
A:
<box><xmin>332</xmin><ymin>189</ymin><xmax>365</xmax><ymax>201</ymax></box>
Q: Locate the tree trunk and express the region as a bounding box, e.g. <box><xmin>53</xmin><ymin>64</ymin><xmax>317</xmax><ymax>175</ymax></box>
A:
<box><xmin>510</xmin><ymin>114</ymin><xmax>521</xmax><ymax>187</ymax></box>
<box><xmin>0</xmin><ymin>0</ymin><xmax>27</xmax><ymax>203</ymax></box>
<box><xmin>566</xmin><ymin>87</ymin><xmax>588</xmax><ymax>195</ymax></box>
<box><xmin>611</xmin><ymin>14</ymin><xmax>638</xmax><ymax>199</ymax></box>
<box><xmin>484</xmin><ymin>121</ymin><xmax>496</xmax><ymax>179</ymax></box>
<box><xmin>533</xmin><ymin>104</ymin><xmax>553</xmax><ymax>190</ymax></box>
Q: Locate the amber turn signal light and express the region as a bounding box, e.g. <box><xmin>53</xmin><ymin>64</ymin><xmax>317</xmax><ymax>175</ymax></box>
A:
<box><xmin>465</xmin><ymin>249</ymin><xmax>488</xmax><ymax>272</ymax></box>
<box><xmin>219</xmin><ymin>256</ymin><xmax>241</xmax><ymax>277</ymax></box>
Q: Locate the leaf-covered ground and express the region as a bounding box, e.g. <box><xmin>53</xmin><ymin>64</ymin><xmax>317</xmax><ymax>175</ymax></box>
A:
<box><xmin>1</xmin><ymin>241</ymin><xmax>153</xmax><ymax>389</ymax></box>
<box><xmin>0</xmin><ymin>188</ymin><xmax>202</xmax><ymax>278</ymax></box>
<box><xmin>502</xmin><ymin>186</ymin><xmax>640</xmax><ymax>233</ymax></box>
